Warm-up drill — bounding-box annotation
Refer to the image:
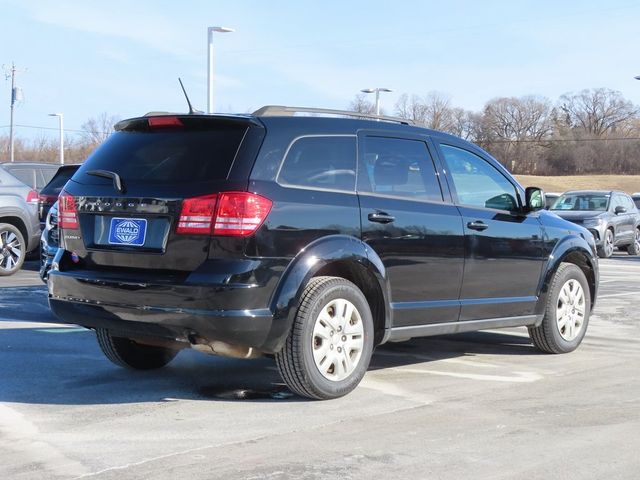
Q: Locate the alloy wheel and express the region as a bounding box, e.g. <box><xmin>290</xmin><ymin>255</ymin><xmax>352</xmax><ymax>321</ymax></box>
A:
<box><xmin>0</xmin><ymin>229</ymin><xmax>23</xmax><ymax>273</ymax></box>
<box><xmin>604</xmin><ymin>230</ymin><xmax>614</xmax><ymax>257</ymax></box>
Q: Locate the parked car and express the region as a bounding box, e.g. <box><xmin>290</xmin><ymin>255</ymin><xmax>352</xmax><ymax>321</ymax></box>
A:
<box><xmin>550</xmin><ymin>190</ymin><xmax>640</xmax><ymax>258</ymax></box>
<box><xmin>544</xmin><ymin>192</ymin><xmax>561</xmax><ymax>209</ymax></box>
<box><xmin>40</xmin><ymin>200</ymin><xmax>58</xmax><ymax>281</ymax></box>
<box><xmin>0</xmin><ymin>166</ymin><xmax>42</xmax><ymax>275</ymax></box>
<box><xmin>1</xmin><ymin>162</ymin><xmax>60</xmax><ymax>192</ymax></box>
<box><xmin>631</xmin><ymin>192</ymin><xmax>640</xmax><ymax>209</ymax></box>
<box><xmin>47</xmin><ymin>107</ymin><xmax>599</xmax><ymax>399</ymax></box>
<box><xmin>38</xmin><ymin>165</ymin><xmax>81</xmax><ymax>227</ymax></box>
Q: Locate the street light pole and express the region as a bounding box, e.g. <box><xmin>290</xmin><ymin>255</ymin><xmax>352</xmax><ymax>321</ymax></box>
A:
<box><xmin>207</xmin><ymin>26</ymin><xmax>234</xmax><ymax>114</ymax></box>
<box><xmin>361</xmin><ymin>87</ymin><xmax>393</xmax><ymax>116</ymax></box>
<box><xmin>48</xmin><ymin>113</ymin><xmax>64</xmax><ymax>165</ymax></box>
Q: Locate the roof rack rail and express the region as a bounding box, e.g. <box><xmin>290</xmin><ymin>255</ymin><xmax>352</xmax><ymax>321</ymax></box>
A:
<box><xmin>252</xmin><ymin>105</ymin><xmax>413</xmax><ymax>125</ymax></box>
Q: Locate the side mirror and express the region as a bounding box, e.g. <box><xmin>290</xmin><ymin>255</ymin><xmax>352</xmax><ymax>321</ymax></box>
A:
<box><xmin>525</xmin><ymin>187</ymin><xmax>545</xmax><ymax>212</ymax></box>
<box><xmin>614</xmin><ymin>205</ymin><xmax>627</xmax><ymax>215</ymax></box>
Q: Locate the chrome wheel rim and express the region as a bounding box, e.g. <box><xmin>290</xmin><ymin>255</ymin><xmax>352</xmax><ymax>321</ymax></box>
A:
<box><xmin>634</xmin><ymin>230</ymin><xmax>640</xmax><ymax>252</ymax></box>
<box><xmin>604</xmin><ymin>230</ymin><xmax>614</xmax><ymax>257</ymax></box>
<box><xmin>312</xmin><ymin>298</ymin><xmax>364</xmax><ymax>381</ymax></box>
<box><xmin>0</xmin><ymin>229</ymin><xmax>23</xmax><ymax>273</ymax></box>
<box><xmin>556</xmin><ymin>279</ymin><xmax>586</xmax><ymax>341</ymax></box>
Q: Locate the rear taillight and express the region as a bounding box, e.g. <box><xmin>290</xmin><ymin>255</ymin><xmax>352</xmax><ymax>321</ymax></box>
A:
<box><xmin>215</xmin><ymin>192</ymin><xmax>272</xmax><ymax>236</ymax></box>
<box><xmin>176</xmin><ymin>194</ymin><xmax>218</xmax><ymax>234</ymax></box>
<box><xmin>26</xmin><ymin>190</ymin><xmax>39</xmax><ymax>205</ymax></box>
<box><xmin>58</xmin><ymin>191</ymin><xmax>79</xmax><ymax>229</ymax></box>
<box><xmin>177</xmin><ymin>192</ymin><xmax>272</xmax><ymax>237</ymax></box>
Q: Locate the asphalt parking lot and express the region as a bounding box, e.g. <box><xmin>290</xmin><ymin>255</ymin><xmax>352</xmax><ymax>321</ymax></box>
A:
<box><xmin>1</xmin><ymin>257</ymin><xmax>639</xmax><ymax>480</ymax></box>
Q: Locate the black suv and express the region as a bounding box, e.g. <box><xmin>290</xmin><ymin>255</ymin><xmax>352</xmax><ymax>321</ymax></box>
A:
<box><xmin>48</xmin><ymin>107</ymin><xmax>599</xmax><ymax>399</ymax></box>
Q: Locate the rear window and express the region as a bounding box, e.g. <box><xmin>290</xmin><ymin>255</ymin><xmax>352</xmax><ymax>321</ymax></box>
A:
<box><xmin>6</xmin><ymin>168</ymin><xmax>36</xmax><ymax>188</ymax></box>
<box><xmin>75</xmin><ymin>124</ymin><xmax>247</xmax><ymax>186</ymax></box>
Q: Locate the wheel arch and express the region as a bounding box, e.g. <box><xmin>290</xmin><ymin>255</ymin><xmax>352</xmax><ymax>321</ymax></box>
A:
<box><xmin>537</xmin><ymin>235</ymin><xmax>598</xmax><ymax>318</ymax></box>
<box><xmin>267</xmin><ymin>235</ymin><xmax>391</xmax><ymax>352</ymax></box>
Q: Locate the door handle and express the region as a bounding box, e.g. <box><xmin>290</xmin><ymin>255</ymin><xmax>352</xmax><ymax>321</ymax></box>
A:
<box><xmin>467</xmin><ymin>220</ymin><xmax>488</xmax><ymax>231</ymax></box>
<box><xmin>368</xmin><ymin>211</ymin><xmax>395</xmax><ymax>224</ymax></box>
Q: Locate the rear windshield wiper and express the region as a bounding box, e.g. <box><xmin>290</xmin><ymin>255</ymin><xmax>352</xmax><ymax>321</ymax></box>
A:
<box><xmin>86</xmin><ymin>170</ymin><xmax>125</xmax><ymax>194</ymax></box>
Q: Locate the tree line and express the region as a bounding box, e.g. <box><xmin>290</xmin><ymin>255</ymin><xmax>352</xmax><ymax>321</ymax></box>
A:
<box><xmin>0</xmin><ymin>112</ymin><xmax>119</xmax><ymax>164</ymax></box>
<box><xmin>350</xmin><ymin>88</ymin><xmax>640</xmax><ymax>175</ymax></box>
<box><xmin>4</xmin><ymin>89</ymin><xmax>639</xmax><ymax>175</ymax></box>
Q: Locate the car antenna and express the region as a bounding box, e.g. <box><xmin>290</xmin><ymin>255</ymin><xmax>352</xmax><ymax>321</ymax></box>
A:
<box><xmin>178</xmin><ymin>78</ymin><xmax>202</xmax><ymax>114</ymax></box>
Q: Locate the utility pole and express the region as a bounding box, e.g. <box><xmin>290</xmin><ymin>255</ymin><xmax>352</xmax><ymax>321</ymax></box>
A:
<box><xmin>3</xmin><ymin>62</ymin><xmax>24</xmax><ymax>163</ymax></box>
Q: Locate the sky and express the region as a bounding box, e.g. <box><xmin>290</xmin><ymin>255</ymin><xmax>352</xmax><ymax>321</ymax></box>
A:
<box><xmin>2</xmin><ymin>0</ymin><xmax>640</xmax><ymax>144</ymax></box>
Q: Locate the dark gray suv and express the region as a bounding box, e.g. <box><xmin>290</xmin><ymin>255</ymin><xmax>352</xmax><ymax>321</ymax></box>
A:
<box><xmin>550</xmin><ymin>190</ymin><xmax>640</xmax><ymax>258</ymax></box>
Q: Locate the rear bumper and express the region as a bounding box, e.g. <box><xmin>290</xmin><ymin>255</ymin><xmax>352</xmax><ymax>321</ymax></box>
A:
<box><xmin>48</xmin><ymin>269</ymin><xmax>280</xmax><ymax>353</ymax></box>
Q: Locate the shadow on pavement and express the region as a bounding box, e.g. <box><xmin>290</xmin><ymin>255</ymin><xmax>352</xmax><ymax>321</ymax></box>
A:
<box><xmin>0</xmin><ymin>322</ymin><xmax>536</xmax><ymax>405</ymax></box>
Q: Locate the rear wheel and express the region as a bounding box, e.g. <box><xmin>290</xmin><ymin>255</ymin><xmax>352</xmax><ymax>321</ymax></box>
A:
<box><xmin>275</xmin><ymin>276</ymin><xmax>374</xmax><ymax>400</ymax></box>
<box><xmin>597</xmin><ymin>229</ymin><xmax>614</xmax><ymax>258</ymax></box>
<box><xmin>0</xmin><ymin>223</ymin><xmax>25</xmax><ymax>276</ymax></box>
<box><xmin>626</xmin><ymin>228</ymin><xmax>640</xmax><ymax>255</ymax></box>
<box><xmin>528</xmin><ymin>263</ymin><xmax>590</xmax><ymax>354</ymax></box>
<box><xmin>96</xmin><ymin>328</ymin><xmax>178</xmax><ymax>370</ymax></box>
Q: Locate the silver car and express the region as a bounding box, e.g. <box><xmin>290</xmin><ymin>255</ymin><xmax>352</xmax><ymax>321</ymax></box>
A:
<box><xmin>0</xmin><ymin>166</ymin><xmax>42</xmax><ymax>275</ymax></box>
<box><xmin>550</xmin><ymin>190</ymin><xmax>640</xmax><ymax>258</ymax></box>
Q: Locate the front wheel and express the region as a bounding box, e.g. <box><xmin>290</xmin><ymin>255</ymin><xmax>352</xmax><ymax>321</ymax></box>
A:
<box><xmin>275</xmin><ymin>276</ymin><xmax>374</xmax><ymax>400</ymax></box>
<box><xmin>96</xmin><ymin>328</ymin><xmax>178</xmax><ymax>370</ymax></box>
<box><xmin>528</xmin><ymin>263</ymin><xmax>591</xmax><ymax>354</ymax></box>
<box><xmin>597</xmin><ymin>229</ymin><xmax>614</xmax><ymax>258</ymax></box>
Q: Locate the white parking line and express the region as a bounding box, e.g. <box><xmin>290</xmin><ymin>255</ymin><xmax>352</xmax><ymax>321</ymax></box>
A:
<box><xmin>391</xmin><ymin>368</ymin><xmax>543</xmax><ymax>383</ymax></box>
<box><xmin>598</xmin><ymin>291</ymin><xmax>639</xmax><ymax>299</ymax></box>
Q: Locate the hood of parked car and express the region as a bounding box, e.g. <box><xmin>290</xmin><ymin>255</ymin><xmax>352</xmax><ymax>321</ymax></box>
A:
<box><xmin>550</xmin><ymin>211</ymin><xmax>606</xmax><ymax>222</ymax></box>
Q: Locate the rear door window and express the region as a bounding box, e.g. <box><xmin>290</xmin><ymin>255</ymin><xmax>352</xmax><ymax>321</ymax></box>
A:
<box><xmin>357</xmin><ymin>136</ymin><xmax>443</xmax><ymax>202</ymax></box>
<box><xmin>277</xmin><ymin>136</ymin><xmax>357</xmax><ymax>192</ymax></box>
<box><xmin>75</xmin><ymin>123</ymin><xmax>247</xmax><ymax>186</ymax></box>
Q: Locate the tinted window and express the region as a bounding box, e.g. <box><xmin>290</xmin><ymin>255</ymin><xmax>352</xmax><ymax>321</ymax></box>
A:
<box><xmin>76</xmin><ymin>125</ymin><xmax>246</xmax><ymax>186</ymax></box>
<box><xmin>278</xmin><ymin>136</ymin><xmax>356</xmax><ymax>192</ymax></box>
<box><xmin>440</xmin><ymin>144</ymin><xmax>518</xmax><ymax>211</ymax></box>
<box><xmin>358</xmin><ymin>136</ymin><xmax>443</xmax><ymax>202</ymax></box>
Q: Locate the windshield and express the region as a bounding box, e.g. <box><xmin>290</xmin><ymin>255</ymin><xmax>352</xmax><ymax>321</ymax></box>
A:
<box><xmin>551</xmin><ymin>193</ymin><xmax>610</xmax><ymax>211</ymax></box>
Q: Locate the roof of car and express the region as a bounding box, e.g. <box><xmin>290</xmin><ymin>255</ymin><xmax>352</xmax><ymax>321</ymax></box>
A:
<box><xmin>562</xmin><ymin>190</ymin><xmax>621</xmax><ymax>195</ymax></box>
<box><xmin>1</xmin><ymin>162</ymin><xmax>60</xmax><ymax>168</ymax></box>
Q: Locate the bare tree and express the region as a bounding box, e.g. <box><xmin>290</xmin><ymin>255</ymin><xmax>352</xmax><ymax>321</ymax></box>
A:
<box><xmin>348</xmin><ymin>94</ymin><xmax>376</xmax><ymax>115</ymax></box>
<box><xmin>559</xmin><ymin>88</ymin><xmax>638</xmax><ymax>137</ymax></box>
<box><xmin>394</xmin><ymin>91</ymin><xmax>459</xmax><ymax>132</ymax></box>
<box><xmin>81</xmin><ymin>113</ymin><xmax>120</xmax><ymax>147</ymax></box>
<box><xmin>481</xmin><ymin>96</ymin><xmax>553</xmax><ymax>173</ymax></box>
<box><xmin>483</xmin><ymin>96</ymin><xmax>553</xmax><ymax>142</ymax></box>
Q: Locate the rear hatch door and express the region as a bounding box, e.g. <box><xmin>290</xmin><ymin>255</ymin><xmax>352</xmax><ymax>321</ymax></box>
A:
<box><xmin>60</xmin><ymin>115</ymin><xmax>258</xmax><ymax>272</ymax></box>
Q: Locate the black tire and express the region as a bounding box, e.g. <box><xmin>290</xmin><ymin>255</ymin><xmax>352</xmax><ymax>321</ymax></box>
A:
<box><xmin>626</xmin><ymin>228</ymin><xmax>640</xmax><ymax>255</ymax></box>
<box><xmin>0</xmin><ymin>223</ymin><xmax>25</xmax><ymax>276</ymax></box>
<box><xmin>597</xmin><ymin>228</ymin><xmax>614</xmax><ymax>258</ymax></box>
<box><xmin>275</xmin><ymin>276</ymin><xmax>374</xmax><ymax>400</ymax></box>
<box><xmin>528</xmin><ymin>263</ymin><xmax>591</xmax><ymax>354</ymax></box>
<box><xmin>96</xmin><ymin>328</ymin><xmax>178</xmax><ymax>370</ymax></box>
